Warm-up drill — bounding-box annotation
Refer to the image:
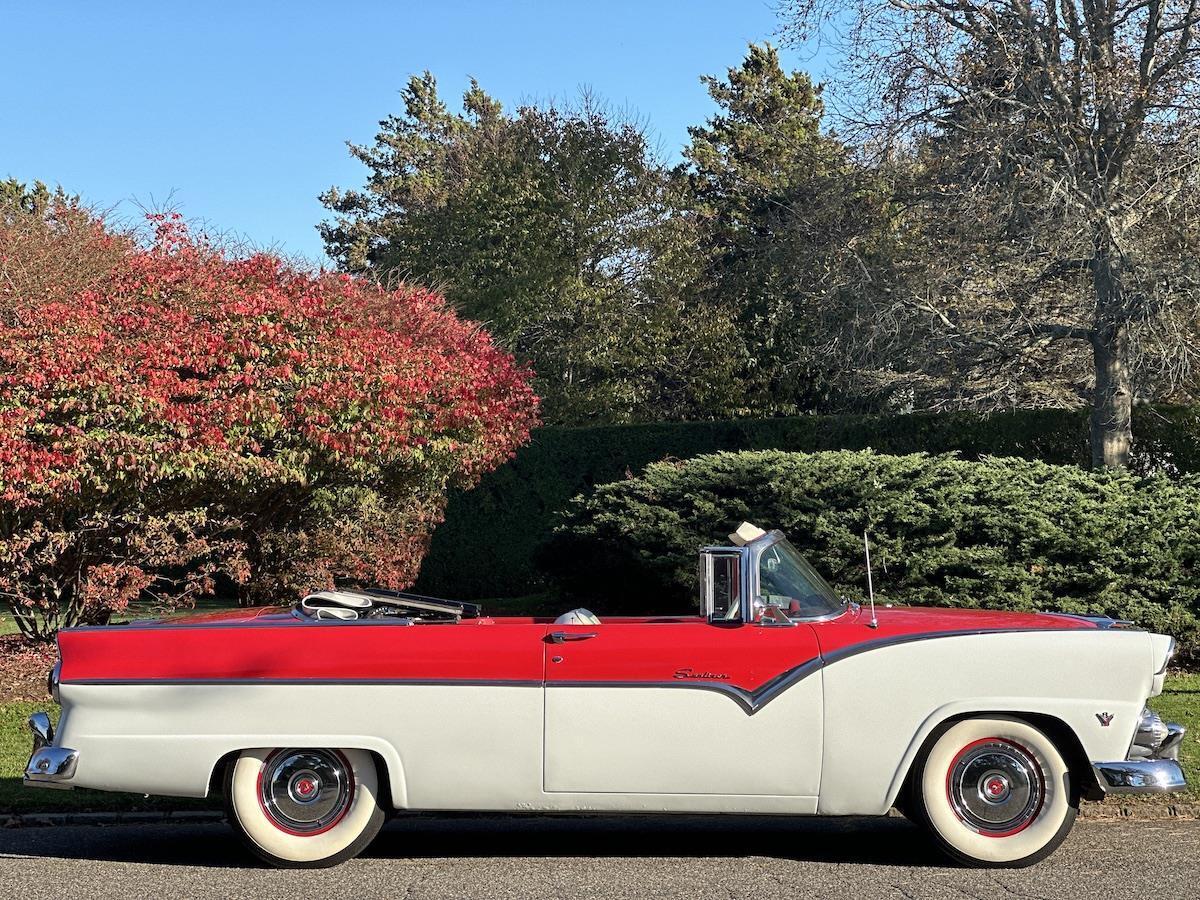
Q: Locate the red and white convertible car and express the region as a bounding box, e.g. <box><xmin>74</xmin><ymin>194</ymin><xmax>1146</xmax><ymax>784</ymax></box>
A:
<box><xmin>25</xmin><ymin>524</ymin><xmax>1185</xmax><ymax>868</ymax></box>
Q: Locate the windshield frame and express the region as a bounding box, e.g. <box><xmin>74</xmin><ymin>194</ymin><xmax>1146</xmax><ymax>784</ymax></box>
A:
<box><xmin>748</xmin><ymin>531</ymin><xmax>846</xmax><ymax>622</ymax></box>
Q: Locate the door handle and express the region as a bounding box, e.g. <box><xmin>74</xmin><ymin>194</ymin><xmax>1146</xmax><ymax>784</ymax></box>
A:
<box><xmin>547</xmin><ymin>631</ymin><xmax>598</xmax><ymax>643</ymax></box>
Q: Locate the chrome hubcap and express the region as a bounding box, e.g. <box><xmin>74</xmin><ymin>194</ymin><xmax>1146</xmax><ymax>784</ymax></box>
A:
<box><xmin>948</xmin><ymin>739</ymin><xmax>1044</xmax><ymax>835</ymax></box>
<box><xmin>259</xmin><ymin>749</ymin><xmax>352</xmax><ymax>834</ymax></box>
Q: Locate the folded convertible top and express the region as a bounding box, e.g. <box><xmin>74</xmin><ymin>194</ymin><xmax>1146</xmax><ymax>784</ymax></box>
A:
<box><xmin>299</xmin><ymin>588</ymin><xmax>481</xmax><ymax>622</ymax></box>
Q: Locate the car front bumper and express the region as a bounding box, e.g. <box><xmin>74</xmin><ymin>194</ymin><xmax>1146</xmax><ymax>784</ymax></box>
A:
<box><xmin>23</xmin><ymin>712</ymin><xmax>78</xmax><ymax>790</ymax></box>
<box><xmin>1093</xmin><ymin>709</ymin><xmax>1187</xmax><ymax>793</ymax></box>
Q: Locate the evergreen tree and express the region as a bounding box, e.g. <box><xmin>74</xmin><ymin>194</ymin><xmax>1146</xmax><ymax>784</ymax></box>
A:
<box><xmin>321</xmin><ymin>75</ymin><xmax>746</xmax><ymax>424</ymax></box>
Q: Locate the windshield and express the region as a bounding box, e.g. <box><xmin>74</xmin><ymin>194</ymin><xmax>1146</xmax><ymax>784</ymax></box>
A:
<box><xmin>756</xmin><ymin>538</ymin><xmax>843</xmax><ymax>619</ymax></box>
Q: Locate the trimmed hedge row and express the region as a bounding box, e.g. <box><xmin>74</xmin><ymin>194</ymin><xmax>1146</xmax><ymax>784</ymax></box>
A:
<box><xmin>541</xmin><ymin>450</ymin><xmax>1200</xmax><ymax>658</ymax></box>
<box><xmin>415</xmin><ymin>406</ymin><xmax>1200</xmax><ymax>600</ymax></box>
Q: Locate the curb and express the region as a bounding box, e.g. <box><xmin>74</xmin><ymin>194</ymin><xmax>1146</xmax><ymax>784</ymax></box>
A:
<box><xmin>1080</xmin><ymin>800</ymin><xmax>1200</xmax><ymax>820</ymax></box>
<box><xmin>3</xmin><ymin>803</ymin><xmax>1197</xmax><ymax>828</ymax></box>
<box><xmin>3</xmin><ymin>810</ymin><xmax>225</xmax><ymax>828</ymax></box>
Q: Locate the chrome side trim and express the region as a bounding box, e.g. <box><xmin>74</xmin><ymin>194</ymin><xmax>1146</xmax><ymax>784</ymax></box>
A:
<box><xmin>1043</xmin><ymin>612</ymin><xmax>1137</xmax><ymax>630</ymax></box>
<box><xmin>1093</xmin><ymin>759</ymin><xmax>1187</xmax><ymax>793</ymax></box>
<box><xmin>549</xmin><ymin>626</ymin><xmax>1094</xmax><ymax>716</ymax></box>
<box><xmin>62</xmin><ymin>678</ymin><xmax>545</xmax><ymax>688</ymax></box>
<box><xmin>551</xmin><ymin>657</ymin><xmax>827</xmax><ymax>716</ymax></box>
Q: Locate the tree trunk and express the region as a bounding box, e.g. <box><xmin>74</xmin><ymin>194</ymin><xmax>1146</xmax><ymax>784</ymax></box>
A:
<box><xmin>1089</xmin><ymin>325</ymin><xmax>1132</xmax><ymax>469</ymax></box>
<box><xmin>1089</xmin><ymin>243</ymin><xmax>1134</xmax><ymax>470</ymax></box>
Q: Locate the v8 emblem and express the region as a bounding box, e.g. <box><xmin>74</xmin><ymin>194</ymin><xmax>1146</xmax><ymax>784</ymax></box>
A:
<box><xmin>1096</xmin><ymin>712</ymin><xmax>1114</xmax><ymax>727</ymax></box>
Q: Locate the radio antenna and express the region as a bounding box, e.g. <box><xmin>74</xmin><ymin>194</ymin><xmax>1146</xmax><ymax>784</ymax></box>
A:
<box><xmin>863</xmin><ymin>530</ymin><xmax>879</xmax><ymax>629</ymax></box>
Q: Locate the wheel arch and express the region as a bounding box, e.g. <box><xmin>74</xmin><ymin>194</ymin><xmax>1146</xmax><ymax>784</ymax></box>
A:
<box><xmin>203</xmin><ymin>739</ymin><xmax>407</xmax><ymax>808</ymax></box>
<box><xmin>887</xmin><ymin>708</ymin><xmax>1101</xmax><ymax>810</ymax></box>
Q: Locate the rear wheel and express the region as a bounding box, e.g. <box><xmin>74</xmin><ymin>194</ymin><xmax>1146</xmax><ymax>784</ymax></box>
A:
<box><xmin>224</xmin><ymin>747</ymin><xmax>385</xmax><ymax>868</ymax></box>
<box><xmin>912</xmin><ymin>716</ymin><xmax>1077</xmax><ymax>867</ymax></box>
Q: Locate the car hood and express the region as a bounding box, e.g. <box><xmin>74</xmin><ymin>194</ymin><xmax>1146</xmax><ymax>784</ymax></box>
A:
<box><xmin>808</xmin><ymin>604</ymin><xmax>1103</xmax><ymax>659</ymax></box>
<box><xmin>851</xmin><ymin>605</ymin><xmax>1099</xmax><ymax>633</ymax></box>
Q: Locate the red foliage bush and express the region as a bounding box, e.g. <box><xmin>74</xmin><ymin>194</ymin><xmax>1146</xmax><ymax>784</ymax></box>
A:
<box><xmin>0</xmin><ymin>207</ymin><xmax>537</xmax><ymax>638</ymax></box>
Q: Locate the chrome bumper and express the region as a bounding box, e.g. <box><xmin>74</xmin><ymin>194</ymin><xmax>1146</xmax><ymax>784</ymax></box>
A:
<box><xmin>1093</xmin><ymin>708</ymin><xmax>1187</xmax><ymax>794</ymax></box>
<box><xmin>23</xmin><ymin>712</ymin><xmax>77</xmax><ymax>790</ymax></box>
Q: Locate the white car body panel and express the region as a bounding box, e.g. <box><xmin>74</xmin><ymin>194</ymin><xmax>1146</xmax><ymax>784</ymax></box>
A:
<box><xmin>817</xmin><ymin>629</ymin><xmax>1154</xmax><ymax>814</ymax></box>
<box><xmin>53</xmin><ymin>627</ymin><xmax>1162</xmax><ymax>816</ymax></box>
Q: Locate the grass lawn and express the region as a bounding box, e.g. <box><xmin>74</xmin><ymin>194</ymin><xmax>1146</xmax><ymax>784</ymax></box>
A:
<box><xmin>0</xmin><ymin>598</ymin><xmax>243</xmax><ymax>814</ymax></box>
<box><xmin>0</xmin><ymin>702</ymin><xmax>214</xmax><ymax>815</ymax></box>
<box><xmin>1149</xmin><ymin>672</ymin><xmax>1199</xmax><ymax>790</ymax></box>
<box><xmin>2</xmin><ymin>670</ymin><xmax>1197</xmax><ymax>816</ymax></box>
<box><xmin>0</xmin><ymin>596</ymin><xmax>245</xmax><ymax>639</ymax></box>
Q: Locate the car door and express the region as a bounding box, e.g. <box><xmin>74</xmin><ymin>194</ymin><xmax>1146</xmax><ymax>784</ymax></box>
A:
<box><xmin>542</xmin><ymin>617</ymin><xmax>824</xmax><ymax>798</ymax></box>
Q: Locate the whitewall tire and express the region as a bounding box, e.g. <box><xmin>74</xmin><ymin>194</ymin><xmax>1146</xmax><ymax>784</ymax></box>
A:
<box><xmin>913</xmin><ymin>717</ymin><xmax>1077</xmax><ymax>867</ymax></box>
<box><xmin>224</xmin><ymin>747</ymin><xmax>386</xmax><ymax>868</ymax></box>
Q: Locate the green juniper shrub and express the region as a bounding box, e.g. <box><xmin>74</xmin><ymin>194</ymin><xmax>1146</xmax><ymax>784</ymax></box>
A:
<box><xmin>540</xmin><ymin>449</ymin><xmax>1200</xmax><ymax>660</ymax></box>
<box><xmin>417</xmin><ymin>406</ymin><xmax>1200</xmax><ymax>601</ymax></box>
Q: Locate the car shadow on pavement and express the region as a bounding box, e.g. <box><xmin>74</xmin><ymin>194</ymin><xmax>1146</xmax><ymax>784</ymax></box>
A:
<box><xmin>0</xmin><ymin>822</ymin><xmax>249</xmax><ymax>869</ymax></box>
<box><xmin>367</xmin><ymin>813</ymin><xmax>947</xmax><ymax>867</ymax></box>
<box><xmin>0</xmin><ymin>814</ymin><xmax>948</xmax><ymax>869</ymax></box>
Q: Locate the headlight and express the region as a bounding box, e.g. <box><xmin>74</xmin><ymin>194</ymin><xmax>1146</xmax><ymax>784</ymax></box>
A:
<box><xmin>1157</xmin><ymin>637</ymin><xmax>1177</xmax><ymax>675</ymax></box>
<box><xmin>47</xmin><ymin>659</ymin><xmax>61</xmax><ymax>703</ymax></box>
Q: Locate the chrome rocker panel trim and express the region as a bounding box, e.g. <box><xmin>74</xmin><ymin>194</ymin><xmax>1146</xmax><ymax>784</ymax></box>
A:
<box><xmin>23</xmin><ymin>712</ymin><xmax>78</xmax><ymax>790</ymax></box>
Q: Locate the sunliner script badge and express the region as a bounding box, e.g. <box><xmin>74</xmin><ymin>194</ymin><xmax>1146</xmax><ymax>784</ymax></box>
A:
<box><xmin>674</xmin><ymin>668</ymin><xmax>730</xmax><ymax>680</ymax></box>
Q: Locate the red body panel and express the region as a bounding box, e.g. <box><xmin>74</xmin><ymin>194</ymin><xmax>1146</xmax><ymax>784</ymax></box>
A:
<box><xmin>59</xmin><ymin>617</ymin><xmax>549</xmax><ymax>683</ymax></box>
<box><xmin>56</xmin><ymin>604</ymin><xmax>1094</xmax><ymax>687</ymax></box>
<box><xmin>544</xmin><ymin>619</ymin><xmax>821</xmax><ymax>693</ymax></box>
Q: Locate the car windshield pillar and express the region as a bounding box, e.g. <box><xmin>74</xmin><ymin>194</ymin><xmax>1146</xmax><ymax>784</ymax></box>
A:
<box><xmin>750</xmin><ymin>533</ymin><xmax>843</xmax><ymax>621</ymax></box>
<box><xmin>700</xmin><ymin>531</ymin><xmax>842</xmax><ymax>624</ymax></box>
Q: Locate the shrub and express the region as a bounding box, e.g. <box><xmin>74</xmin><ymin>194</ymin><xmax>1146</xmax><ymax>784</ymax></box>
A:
<box><xmin>542</xmin><ymin>450</ymin><xmax>1200</xmax><ymax>657</ymax></box>
<box><xmin>0</xmin><ymin>209</ymin><xmax>537</xmax><ymax>638</ymax></box>
<box><xmin>416</xmin><ymin>405</ymin><xmax>1200</xmax><ymax>600</ymax></box>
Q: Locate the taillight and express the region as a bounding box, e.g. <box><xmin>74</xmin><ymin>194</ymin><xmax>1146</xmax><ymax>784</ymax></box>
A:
<box><xmin>47</xmin><ymin>659</ymin><xmax>61</xmax><ymax>703</ymax></box>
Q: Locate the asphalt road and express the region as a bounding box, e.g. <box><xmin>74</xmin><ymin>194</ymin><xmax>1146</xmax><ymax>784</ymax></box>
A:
<box><xmin>0</xmin><ymin>814</ymin><xmax>1196</xmax><ymax>900</ymax></box>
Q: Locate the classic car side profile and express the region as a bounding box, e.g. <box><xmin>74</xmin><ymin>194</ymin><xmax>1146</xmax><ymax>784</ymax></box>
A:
<box><xmin>25</xmin><ymin>523</ymin><xmax>1186</xmax><ymax>868</ymax></box>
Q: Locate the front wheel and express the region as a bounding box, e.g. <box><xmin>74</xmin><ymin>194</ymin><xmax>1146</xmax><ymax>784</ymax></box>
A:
<box><xmin>224</xmin><ymin>747</ymin><xmax>386</xmax><ymax>868</ymax></box>
<box><xmin>912</xmin><ymin>716</ymin><xmax>1078</xmax><ymax>867</ymax></box>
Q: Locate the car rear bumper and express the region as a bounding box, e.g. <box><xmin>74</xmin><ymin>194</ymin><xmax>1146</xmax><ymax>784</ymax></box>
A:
<box><xmin>23</xmin><ymin>712</ymin><xmax>77</xmax><ymax>790</ymax></box>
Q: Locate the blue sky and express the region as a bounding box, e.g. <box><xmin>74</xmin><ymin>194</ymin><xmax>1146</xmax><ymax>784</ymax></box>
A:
<box><xmin>1</xmin><ymin>1</ymin><xmax>823</xmax><ymax>265</ymax></box>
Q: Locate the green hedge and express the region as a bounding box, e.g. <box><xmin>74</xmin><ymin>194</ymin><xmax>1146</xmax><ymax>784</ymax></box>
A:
<box><xmin>541</xmin><ymin>450</ymin><xmax>1200</xmax><ymax>658</ymax></box>
<box><xmin>416</xmin><ymin>406</ymin><xmax>1200</xmax><ymax>600</ymax></box>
